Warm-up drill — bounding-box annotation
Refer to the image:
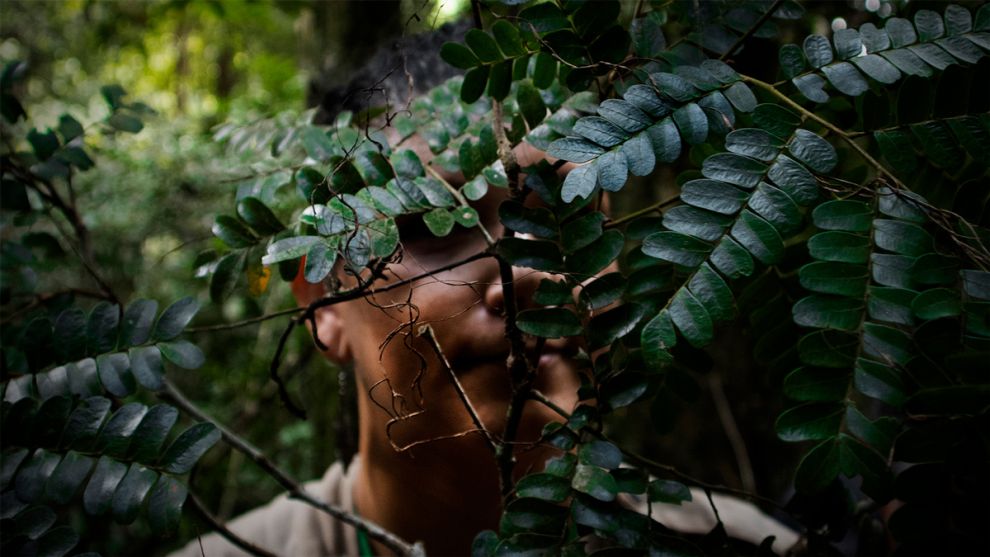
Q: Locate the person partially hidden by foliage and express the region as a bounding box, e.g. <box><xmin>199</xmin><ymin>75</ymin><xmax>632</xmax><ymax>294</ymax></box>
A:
<box><xmin>170</xmin><ymin>17</ymin><xmax>802</xmax><ymax>557</ymax></box>
<box><xmin>4</xmin><ymin>1</ymin><xmax>990</xmax><ymax>556</ymax></box>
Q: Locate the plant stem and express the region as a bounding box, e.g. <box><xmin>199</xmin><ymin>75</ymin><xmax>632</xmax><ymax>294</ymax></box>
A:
<box><xmin>741</xmin><ymin>75</ymin><xmax>907</xmax><ymax>190</ymax></box>
<box><xmin>604</xmin><ymin>195</ymin><xmax>680</xmax><ymax>229</ymax></box>
<box><xmin>161</xmin><ymin>379</ymin><xmax>425</xmax><ymax>557</ymax></box>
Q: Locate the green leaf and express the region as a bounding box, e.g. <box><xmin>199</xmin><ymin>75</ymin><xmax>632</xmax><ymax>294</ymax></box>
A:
<box><xmin>566</xmin><ymin>230</ymin><xmax>624</xmax><ymax>277</ymax></box>
<box><xmin>574</xmin><ymin>117</ymin><xmax>627</xmax><ymax>148</ymax></box>
<box><xmin>461</xmin><ymin>65</ymin><xmax>490</xmax><ymax>104</ymax></box>
<box><xmin>748</xmin><ymin>182</ymin><xmax>801</xmax><ymax>235</ymax></box>
<box><xmin>212</xmin><ymin>214</ymin><xmax>256</xmax><ymax>248</ymax></box>
<box><xmin>776</xmin><ymin>402</ymin><xmax>843</xmax><ymax>442</ymax></box>
<box><xmin>578</xmin><ymin>440</ymin><xmax>622</xmax><ymax>470</ymax></box>
<box><xmin>862</xmin><ymin>323</ymin><xmax>912</xmax><ymax>366</ymax></box>
<box><xmin>961</xmin><ymin>270</ymin><xmax>990</xmax><ymax>300</ymax></box>
<box><xmin>725</xmin><ymin>128</ymin><xmax>783</xmax><ymax>161</ymax></box>
<box><xmin>45</xmin><ymin>451</ymin><xmax>95</xmax><ymax>505</ymax></box>
<box><xmin>499</xmin><ymin>202</ymin><xmax>557</xmax><ymax>239</ymax></box>
<box><xmin>663</xmin><ymin>205</ymin><xmax>731</xmax><ymax>242</ymax></box>
<box><xmin>118</xmin><ymin>299</ymin><xmax>158</xmax><ymax>348</ymax></box>
<box><xmin>500</xmin><ymin>497</ymin><xmax>568</xmax><ymax>535</ymax></box>
<box><xmin>915</xmin><ymin>9</ymin><xmax>945</xmax><ymax>42</ymax></box>
<box><xmin>210</xmin><ymin>251</ymin><xmax>243</xmax><ymax>302</ymax></box>
<box><xmin>833</xmin><ymin>28</ymin><xmax>863</xmax><ymax>60</ymax></box>
<box><xmin>680</xmin><ymin>179</ymin><xmax>748</xmax><ymax>215</ymax></box>
<box><xmin>83</xmin><ymin>455</ymin><xmax>128</xmax><ymax>515</ymax></box>
<box><xmin>95</xmin><ymin>353</ymin><xmax>132</xmax><ymax>397</ymax></box>
<box><xmin>532</xmin><ymin>52</ymin><xmax>557</xmax><ymax>89</ymax></box>
<box><xmin>912</xmin><ymin>288</ymin><xmax>961</xmax><ymax>319</ymax></box>
<box><xmin>112</xmin><ymin>463</ymin><xmax>158</xmax><ymax>524</ymax></box>
<box><xmin>153</xmin><ymin>297</ymin><xmax>200</xmax><ymax>341</ymax></box>
<box><xmin>803</xmin><ymin>35</ymin><xmax>834</xmax><ymax>68</ymax></box>
<box><xmin>855</xmin><ymin>358</ymin><xmax>906</xmax><ymax>406</ymax></box>
<box><xmin>701</xmin><ymin>153</ymin><xmax>767</xmax><ymax>189</ymax></box>
<box><xmin>572</xmin><ymin>464</ymin><xmax>618</xmax><ymax>502</ymax></box>
<box><xmin>724</xmin><ymin>81</ymin><xmax>758</xmax><ymax>112</ymax></box>
<box><xmin>779</xmin><ymin>44</ymin><xmax>807</xmax><ymax>78</ymax></box>
<box><xmin>586</xmin><ymin>303</ymin><xmax>647</xmax><ymax>350</ymax></box>
<box><xmin>784</xmin><ymin>367</ymin><xmax>850</xmax><ymax>402</ymax></box>
<box><xmin>793</xmin><ymin>74</ymin><xmax>830</xmax><ymax>103</ymax></box>
<box><xmin>808</xmin><ymin>231</ymin><xmax>870</xmax><ymax>263</ymax></box>
<box><xmin>671</xmin><ymin>103</ymin><xmax>708</xmax><ymax>145</ymax></box>
<box><xmin>598</xmin><ymin>99</ymin><xmax>651</xmax><ymax>134</ymax></box>
<box><xmin>561</xmin><ymin>163</ymin><xmax>597</xmax><ymax>203</ymax></box>
<box><xmin>630</xmin><ymin>12</ymin><xmax>667</xmax><ymax>57</ymax></box>
<box><xmin>812</xmin><ymin>200</ymin><xmax>873</xmax><ymax>232</ymax></box>
<box><xmin>534</xmin><ymin>279</ymin><xmax>573</xmax><ymax>306</ymax></box>
<box><xmin>731</xmin><ymin>210</ymin><xmax>784</xmax><ymax>264</ymax></box>
<box><xmin>788</xmin><ymin>130</ymin><xmax>837</xmax><ymax>174</ymax></box>
<box><xmin>147</xmin><ymin>475</ymin><xmax>187</xmax><ymax>535</ymax></box>
<box><xmin>871</xmin><ymin>254</ymin><xmax>916</xmax><ymax>290</ymax></box>
<box><xmin>646</xmin><ymin>117</ymin><xmax>681</xmax><ymax>163</ymax></box>
<box><xmin>873</xmin><ymin>219</ymin><xmax>933</xmax><ymax>256</ymax></box>
<box><xmin>561</xmin><ymin>211</ymin><xmax>604</xmax><ymax>252</ymax></box>
<box><xmin>129</xmin><ymin>404</ymin><xmax>178</xmax><ymax>464</ymax></box>
<box><xmin>623</xmin><ymin>85</ymin><xmax>670</xmax><ymax>119</ymax></box>
<box><xmin>422</xmin><ymin>208</ymin><xmax>455</xmax><ymax>237</ymax></box>
<box><xmin>596</xmin><ymin>150</ymin><xmax>628</xmax><ymax>192</ymax></box>
<box><xmin>108</xmin><ymin>112</ymin><xmax>143</xmax><ymax>133</ymax></box>
<box><xmin>642</xmin><ymin>231</ymin><xmax>711</xmax><ymax>267</ymax></box>
<box><xmin>440</xmin><ymin>42</ymin><xmax>479</xmax><ymax>69</ymax></box>
<box><xmin>128</xmin><ymin>346</ymin><xmax>163</xmax><ymax>391</ymax></box>
<box><xmin>669</xmin><ymin>288</ymin><xmax>713</xmax><ymax>347</ymax></box>
<box><xmin>687</xmin><ymin>263</ymin><xmax>734</xmax><ymax>321</ymax></box>
<box><xmin>648</xmin><ymin>479</ymin><xmax>692</xmax><ymax>505</ymax></box>
<box><xmin>236</xmin><ymin>197</ymin><xmax>284</xmax><ymax>236</ymax></box>
<box><xmin>641</xmin><ymin>310</ymin><xmax>676</xmax><ymax>370</ymax></box>
<box><xmin>57</xmin><ymin>113</ymin><xmax>84</xmax><ymax>142</ymax></box>
<box><xmin>767</xmin><ymin>155</ymin><xmax>818</xmax><ymax>205</ymax></box>
<box><xmin>799</xmin><ymin>261</ymin><xmax>868</xmax><ymax>297</ymax></box>
<box><xmin>844</xmin><ymin>407</ymin><xmax>896</xmax><ymax>455</ymax></box>
<box><xmin>53</xmin><ymin>308</ymin><xmax>87</xmax><ymax>363</ymax></box>
<box><xmin>262</xmin><ymin>236</ymin><xmax>321</xmax><ymax>266</ymax></box>
<box><xmin>299</xmin><ymin>126</ymin><xmax>335</xmax><ymax>160</ymax></box>
<box><xmin>487</xmin><ymin>59</ymin><xmax>513</xmax><ymax>101</ymax></box>
<box><xmin>710</xmin><ymin>236</ymin><xmax>755</xmax><ymax>278</ymax></box>
<box><xmin>792</xmin><ymin>294</ymin><xmax>864</xmax><ymax>331</ymax></box>
<box><xmin>548</xmin><ymin>137</ymin><xmax>606</xmax><ymax>163</ymax></box>
<box><xmin>794</xmin><ymin>439</ymin><xmax>840</xmax><ymax>493</ymax></box>
<box><xmin>515</xmin><ymin>473</ymin><xmax>571</xmax><ymax>503</ymax></box>
<box><xmin>516</xmin><ymin>307</ymin><xmax>582</xmax><ymax>338</ymax></box>
<box><xmin>516</xmin><ymin>81</ymin><xmax>547</xmax><ymax>129</ymax></box>
<box><xmin>799</xmin><ymin>330</ymin><xmax>857</xmax><ymax>368</ymax></box>
<box><xmin>497</xmin><ymin>238</ymin><xmax>563</xmax><ymax>272</ymax></box>
<box><xmin>465</xmin><ymin>28</ymin><xmax>502</xmax><ymax>63</ymax></box>
<box><xmin>868</xmin><ymin>286</ymin><xmax>916</xmax><ymax>326</ymax></box>
<box><xmin>821</xmin><ymin>62</ymin><xmax>869</xmax><ymax>96</ymax></box>
<box><xmin>159</xmin><ymin>422</ymin><xmax>221</xmax><ymax>475</ymax></box>
<box><xmin>852</xmin><ymin>54</ymin><xmax>901</xmax><ymax>84</ymax></box>
<box><xmin>87</xmin><ymin>302</ymin><xmax>119</xmax><ymax>355</ymax></box>
<box><xmin>753</xmin><ymin>103</ymin><xmax>801</xmax><ymax>140</ymax></box>
<box><xmin>651</xmin><ymin>72</ymin><xmax>697</xmax><ymax>103</ymax></box>
<box><xmin>621</xmin><ymin>132</ymin><xmax>656</xmax><ymax>177</ymax></box>
<box><xmin>157</xmin><ymin>340</ymin><xmax>205</xmax><ymax>370</ymax></box>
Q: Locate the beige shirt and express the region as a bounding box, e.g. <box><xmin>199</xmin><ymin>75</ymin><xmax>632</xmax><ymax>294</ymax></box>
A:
<box><xmin>170</xmin><ymin>458</ymin><xmax>799</xmax><ymax>556</ymax></box>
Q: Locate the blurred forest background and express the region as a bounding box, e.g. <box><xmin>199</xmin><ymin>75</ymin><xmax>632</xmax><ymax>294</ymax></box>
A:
<box><xmin>0</xmin><ymin>0</ymin><xmax>912</xmax><ymax>554</ymax></box>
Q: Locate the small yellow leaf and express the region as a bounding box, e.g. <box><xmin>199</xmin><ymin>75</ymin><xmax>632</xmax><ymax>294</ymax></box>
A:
<box><xmin>247</xmin><ymin>265</ymin><xmax>271</xmax><ymax>296</ymax></box>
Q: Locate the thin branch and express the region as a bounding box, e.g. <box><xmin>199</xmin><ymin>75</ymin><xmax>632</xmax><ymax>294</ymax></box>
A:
<box><xmin>425</xmin><ymin>164</ymin><xmax>495</xmax><ymax>245</ymax></box>
<box><xmin>708</xmin><ymin>374</ymin><xmax>756</xmax><ymax>494</ymax></box>
<box><xmin>185</xmin><ymin>306</ymin><xmax>306</xmax><ymax>333</ymax></box>
<box><xmin>418</xmin><ymin>325</ymin><xmax>499</xmax><ymax>454</ymax></box>
<box><xmin>159</xmin><ymin>379</ymin><xmax>425</xmax><ymax>557</ymax></box>
<box><xmin>719</xmin><ymin>0</ymin><xmax>785</xmax><ymax>61</ymax></box>
<box><xmin>604</xmin><ymin>195</ymin><xmax>680</xmax><ymax>229</ymax></box>
<box><xmin>741</xmin><ymin>75</ymin><xmax>907</xmax><ymax>191</ymax></box>
<box><xmin>185</xmin><ymin>491</ymin><xmax>278</xmax><ymax>557</ymax></box>
<box><xmin>490</xmin><ymin>99</ymin><xmax>533</xmax><ymax>498</ymax></box>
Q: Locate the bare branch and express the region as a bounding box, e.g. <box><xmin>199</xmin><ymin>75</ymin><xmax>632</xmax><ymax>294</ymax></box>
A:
<box><xmin>185</xmin><ymin>491</ymin><xmax>279</xmax><ymax>557</ymax></box>
<box><xmin>159</xmin><ymin>379</ymin><xmax>425</xmax><ymax>557</ymax></box>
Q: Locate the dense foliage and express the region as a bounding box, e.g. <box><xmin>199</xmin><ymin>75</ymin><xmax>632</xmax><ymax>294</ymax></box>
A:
<box><xmin>2</xmin><ymin>0</ymin><xmax>989</xmax><ymax>555</ymax></box>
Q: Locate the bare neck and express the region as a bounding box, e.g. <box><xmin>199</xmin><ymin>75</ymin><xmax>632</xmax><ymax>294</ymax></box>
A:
<box><xmin>352</xmin><ymin>435</ymin><xmax>503</xmax><ymax>556</ymax></box>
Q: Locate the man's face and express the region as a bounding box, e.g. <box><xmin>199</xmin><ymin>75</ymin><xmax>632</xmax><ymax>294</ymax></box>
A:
<box><xmin>319</xmin><ymin>135</ymin><xmax>584</xmax><ymax>480</ymax></box>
